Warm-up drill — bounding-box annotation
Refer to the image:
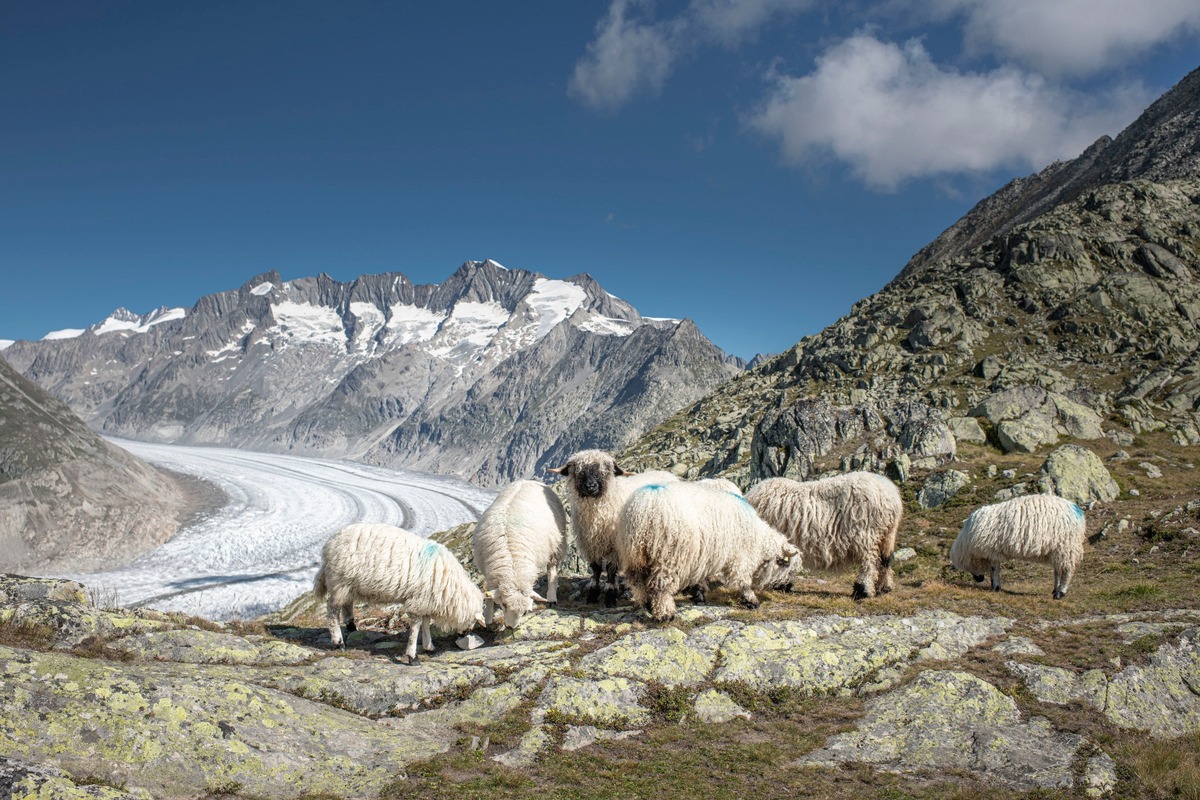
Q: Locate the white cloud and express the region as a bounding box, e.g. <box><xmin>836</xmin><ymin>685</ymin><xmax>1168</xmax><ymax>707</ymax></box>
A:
<box><xmin>884</xmin><ymin>0</ymin><xmax>1200</xmax><ymax>76</ymax></box>
<box><xmin>748</xmin><ymin>34</ymin><xmax>1150</xmax><ymax>189</ymax></box>
<box><xmin>569</xmin><ymin>0</ymin><xmax>815</xmax><ymax>110</ymax></box>
<box><xmin>568</xmin><ymin>0</ymin><xmax>679</xmax><ymax>111</ymax></box>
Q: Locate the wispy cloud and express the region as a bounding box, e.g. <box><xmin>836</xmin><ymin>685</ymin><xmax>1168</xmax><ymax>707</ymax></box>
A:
<box><xmin>927</xmin><ymin>0</ymin><xmax>1200</xmax><ymax>77</ymax></box>
<box><xmin>569</xmin><ymin>0</ymin><xmax>815</xmax><ymax>111</ymax></box>
<box><xmin>747</xmin><ymin>34</ymin><xmax>1150</xmax><ymax>189</ymax></box>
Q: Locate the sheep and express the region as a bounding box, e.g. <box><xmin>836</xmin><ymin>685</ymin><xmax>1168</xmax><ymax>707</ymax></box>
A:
<box><xmin>313</xmin><ymin>523</ymin><xmax>485</xmax><ymax>664</ymax></box>
<box><xmin>472</xmin><ymin>479</ymin><xmax>568</xmax><ymax>629</ymax></box>
<box><xmin>617</xmin><ymin>480</ymin><xmax>800</xmax><ymax>621</ymax></box>
<box><xmin>548</xmin><ymin>450</ymin><xmax>680</xmax><ymax>606</ymax></box>
<box><xmin>745</xmin><ymin>471</ymin><xmax>903</xmax><ymax>601</ymax></box>
<box><xmin>950</xmin><ymin>493</ymin><xmax>1086</xmax><ymax>599</ymax></box>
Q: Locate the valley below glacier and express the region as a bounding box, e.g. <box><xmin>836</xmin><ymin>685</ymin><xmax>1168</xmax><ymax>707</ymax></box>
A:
<box><xmin>53</xmin><ymin>440</ymin><xmax>497</xmax><ymax>620</ymax></box>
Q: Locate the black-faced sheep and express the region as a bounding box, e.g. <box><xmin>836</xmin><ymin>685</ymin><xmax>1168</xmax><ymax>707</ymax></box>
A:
<box><xmin>548</xmin><ymin>450</ymin><xmax>680</xmax><ymax>606</ymax></box>
<box><xmin>473</xmin><ymin>479</ymin><xmax>568</xmax><ymax>629</ymax></box>
<box><xmin>617</xmin><ymin>480</ymin><xmax>800</xmax><ymax>621</ymax></box>
<box><xmin>950</xmin><ymin>493</ymin><xmax>1086</xmax><ymax>599</ymax></box>
<box><xmin>314</xmin><ymin>523</ymin><xmax>484</xmax><ymax>664</ymax></box>
<box><xmin>745</xmin><ymin>471</ymin><xmax>903</xmax><ymax>601</ymax></box>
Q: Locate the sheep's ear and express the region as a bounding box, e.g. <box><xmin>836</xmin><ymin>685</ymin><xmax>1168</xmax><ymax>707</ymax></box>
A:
<box><xmin>613</xmin><ymin>464</ymin><xmax>627</xmax><ymax>476</ymax></box>
<box><xmin>530</xmin><ymin>590</ymin><xmax>549</xmax><ymax>603</ymax></box>
<box><xmin>548</xmin><ymin>464</ymin><xmax>570</xmax><ymax>476</ymax></box>
<box><xmin>474</xmin><ymin>614</ymin><xmax>487</xmax><ymax>628</ymax></box>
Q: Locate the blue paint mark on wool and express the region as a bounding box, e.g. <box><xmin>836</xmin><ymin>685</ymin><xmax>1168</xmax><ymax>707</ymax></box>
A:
<box><xmin>419</xmin><ymin>541</ymin><xmax>442</xmax><ymax>563</ymax></box>
<box><xmin>640</xmin><ymin>484</ymin><xmax>666</xmax><ymax>492</ymax></box>
<box><xmin>1071</xmin><ymin>503</ymin><xmax>1085</xmax><ymax>520</ymax></box>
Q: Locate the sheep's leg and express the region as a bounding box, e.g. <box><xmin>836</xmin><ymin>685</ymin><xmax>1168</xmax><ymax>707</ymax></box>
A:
<box><xmin>1053</xmin><ymin>560</ymin><xmax>1074</xmax><ymax>599</ymax></box>
<box><xmin>325</xmin><ymin>597</ymin><xmax>345</xmax><ymax>649</ymax></box>
<box><xmin>738</xmin><ymin>587</ymin><xmax>760</xmax><ymax>609</ymax></box>
<box><xmin>990</xmin><ymin>564</ymin><xmax>1002</xmax><ymax>592</ymax></box>
<box><xmin>688</xmin><ymin>580</ymin><xmax>708</xmax><ymax>604</ymax></box>
<box><xmin>877</xmin><ymin>552</ymin><xmax>895</xmax><ymax>595</ymax></box>
<box><xmin>853</xmin><ymin>548</ymin><xmax>879</xmax><ymax>601</ymax></box>
<box><xmin>342</xmin><ymin>600</ymin><xmax>356</xmax><ymax>633</ymax></box>
<box><xmin>421</xmin><ymin>617</ymin><xmax>434</xmax><ymax>652</ymax></box>
<box><xmin>546</xmin><ymin>562</ymin><xmax>559</xmax><ymax>605</ymax></box>
<box><xmin>484</xmin><ymin>593</ymin><xmax>496</xmax><ymax>628</ymax></box>
<box><xmin>404</xmin><ymin>620</ymin><xmax>422</xmax><ymax>665</ymax></box>
<box><xmin>587</xmin><ymin>562</ymin><xmax>603</xmax><ymax>604</ymax></box>
<box><xmin>603</xmin><ymin>561</ymin><xmax>620</xmax><ymax>607</ymax></box>
<box><xmin>647</xmin><ymin>569</ymin><xmax>678</xmax><ymax>622</ymax></box>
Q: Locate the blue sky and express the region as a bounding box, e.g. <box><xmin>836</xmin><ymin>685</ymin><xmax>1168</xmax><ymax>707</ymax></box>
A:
<box><xmin>1</xmin><ymin>2</ymin><xmax>1197</xmax><ymax>360</ymax></box>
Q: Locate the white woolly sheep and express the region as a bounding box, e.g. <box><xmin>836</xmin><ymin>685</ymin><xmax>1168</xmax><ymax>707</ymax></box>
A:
<box><xmin>950</xmin><ymin>493</ymin><xmax>1086</xmax><ymax>599</ymax></box>
<box><xmin>473</xmin><ymin>479</ymin><xmax>568</xmax><ymax>629</ymax></box>
<box><xmin>549</xmin><ymin>450</ymin><xmax>680</xmax><ymax>606</ymax></box>
<box><xmin>617</xmin><ymin>480</ymin><xmax>800</xmax><ymax>621</ymax></box>
<box><xmin>745</xmin><ymin>471</ymin><xmax>903</xmax><ymax>601</ymax></box>
<box><xmin>314</xmin><ymin>523</ymin><xmax>484</xmax><ymax>664</ymax></box>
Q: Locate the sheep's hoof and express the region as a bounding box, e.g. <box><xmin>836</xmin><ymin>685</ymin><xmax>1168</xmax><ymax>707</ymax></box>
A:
<box><xmin>1053</xmin><ymin>590</ymin><xmax>1065</xmax><ymax>600</ymax></box>
<box><xmin>403</xmin><ymin>655</ymin><xmax>420</xmax><ymax>666</ymax></box>
<box><xmin>345</xmin><ymin>620</ymin><xmax>357</xmax><ymax>633</ymax></box>
<box><xmin>546</xmin><ymin>601</ymin><xmax>557</xmax><ymax>607</ymax></box>
<box><xmin>586</xmin><ymin>586</ymin><xmax>602</xmax><ymax>604</ymax></box>
<box><xmin>878</xmin><ymin>584</ymin><xmax>893</xmax><ymax>595</ymax></box>
<box><xmin>603</xmin><ymin>588</ymin><xmax>618</xmax><ymax>607</ymax></box>
<box><xmin>851</xmin><ymin>583</ymin><xmax>869</xmax><ymax>602</ymax></box>
<box><xmin>689</xmin><ymin>586</ymin><xmax>706</xmax><ymax>604</ymax></box>
<box><xmin>991</xmin><ymin>585</ymin><xmax>1002</xmax><ymax>593</ymax></box>
<box><xmin>783</xmin><ymin>582</ymin><xmax>794</xmax><ymax>593</ymax></box>
<box><xmin>973</xmin><ymin>574</ymin><xmax>986</xmax><ymax>583</ymax></box>
<box><xmin>740</xmin><ymin>597</ymin><xmax>761</xmax><ymax>610</ymax></box>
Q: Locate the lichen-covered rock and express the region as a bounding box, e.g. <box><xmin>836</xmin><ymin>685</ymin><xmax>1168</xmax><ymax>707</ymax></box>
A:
<box><xmin>561</xmin><ymin>725</ymin><xmax>641</xmax><ymax>752</ymax></box>
<box><xmin>534</xmin><ymin>676</ymin><xmax>650</xmax><ymax>728</ymax></box>
<box><xmin>991</xmin><ymin>636</ymin><xmax>1045</xmax><ymax>656</ymax></box>
<box><xmin>1006</xmin><ymin>662</ymin><xmax>1107</xmax><ymax>709</ymax></box>
<box><xmin>1</xmin><ymin>600</ymin><xmax>117</xmax><ymax>649</ymax></box>
<box><xmin>1038</xmin><ymin>444</ymin><xmax>1120</xmax><ymax>506</ymax></box>
<box><xmin>800</xmin><ymin>670</ymin><xmax>1100</xmax><ymax>791</ymax></box>
<box><xmin>1105</xmin><ymin>627</ymin><xmax>1200</xmax><ymax>737</ymax></box>
<box><xmin>716</xmin><ymin>612</ymin><xmax>1009</xmax><ymax>693</ymax></box>
<box><xmin>580</xmin><ymin>626</ymin><xmax>724</xmax><ymax>688</ymax></box>
<box><xmin>492</xmin><ymin>725</ymin><xmax>552</xmax><ymax>768</ymax></box>
<box><xmin>918</xmin><ymin>469</ymin><xmax>971</xmax><ymax>509</ymax></box>
<box><xmin>0</xmin><ymin>576</ymin><xmax>90</xmax><ymax>606</ymax></box>
<box><xmin>997</xmin><ymin>411</ymin><xmax>1060</xmax><ymax>453</ymax></box>
<box><xmin>948</xmin><ymin>416</ymin><xmax>987</xmax><ymax>444</ymax></box>
<box><xmin>239</xmin><ymin>656</ymin><xmax>494</xmax><ymax>718</ymax></box>
<box><xmin>508</xmin><ymin>608</ymin><xmax>601</xmax><ymax>640</ymax></box>
<box><xmin>0</xmin><ymin>645</ymin><xmax>454</xmax><ymax>799</ymax></box>
<box><xmin>693</xmin><ymin>689</ymin><xmax>751</xmax><ymax>724</ymax></box>
<box><xmin>435</xmin><ymin>639</ymin><xmax>576</xmax><ymax>672</ymax></box>
<box><xmin>108</xmin><ymin>629</ymin><xmax>315</xmax><ymax>666</ymax></box>
<box><xmin>0</xmin><ymin>755</ymin><xmax>153</xmax><ymax>799</ymax></box>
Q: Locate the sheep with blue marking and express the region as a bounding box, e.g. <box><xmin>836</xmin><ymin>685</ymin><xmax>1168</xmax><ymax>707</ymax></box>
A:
<box><xmin>616</xmin><ymin>480</ymin><xmax>800</xmax><ymax>621</ymax></box>
<box><xmin>950</xmin><ymin>493</ymin><xmax>1086</xmax><ymax>599</ymax></box>
<box><xmin>473</xmin><ymin>479</ymin><xmax>568</xmax><ymax>629</ymax></box>
<box><xmin>549</xmin><ymin>450</ymin><xmax>680</xmax><ymax>606</ymax></box>
<box><xmin>314</xmin><ymin>523</ymin><xmax>484</xmax><ymax>664</ymax></box>
<box><xmin>745</xmin><ymin>471</ymin><xmax>903</xmax><ymax>600</ymax></box>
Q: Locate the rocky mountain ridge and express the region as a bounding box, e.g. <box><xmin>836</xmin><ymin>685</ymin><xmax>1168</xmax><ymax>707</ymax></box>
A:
<box><xmin>0</xmin><ymin>356</ymin><xmax>183</xmax><ymax>573</ymax></box>
<box><xmin>623</xmin><ymin>66</ymin><xmax>1200</xmax><ymax>489</ymax></box>
<box><xmin>4</xmin><ymin>260</ymin><xmax>740</xmax><ymax>485</ymax></box>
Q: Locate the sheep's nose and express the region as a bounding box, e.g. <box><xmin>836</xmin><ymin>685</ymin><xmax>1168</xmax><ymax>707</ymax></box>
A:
<box><xmin>581</xmin><ymin>479</ymin><xmax>601</xmax><ymax>497</ymax></box>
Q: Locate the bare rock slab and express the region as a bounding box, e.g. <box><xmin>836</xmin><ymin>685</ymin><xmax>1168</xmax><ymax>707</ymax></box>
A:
<box><xmin>800</xmin><ymin>670</ymin><xmax>1099</xmax><ymax>792</ymax></box>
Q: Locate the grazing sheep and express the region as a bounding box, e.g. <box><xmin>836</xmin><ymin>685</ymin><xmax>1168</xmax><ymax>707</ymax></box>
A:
<box><xmin>314</xmin><ymin>523</ymin><xmax>484</xmax><ymax>664</ymax></box>
<box><xmin>950</xmin><ymin>493</ymin><xmax>1086</xmax><ymax>599</ymax></box>
<box><xmin>745</xmin><ymin>472</ymin><xmax>903</xmax><ymax>601</ymax></box>
<box><xmin>473</xmin><ymin>480</ymin><xmax>568</xmax><ymax>629</ymax></box>
<box><xmin>549</xmin><ymin>450</ymin><xmax>680</xmax><ymax>606</ymax></box>
<box><xmin>617</xmin><ymin>480</ymin><xmax>800</xmax><ymax>621</ymax></box>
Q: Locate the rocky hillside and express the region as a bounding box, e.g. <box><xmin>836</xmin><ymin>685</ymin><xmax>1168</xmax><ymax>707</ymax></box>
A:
<box><xmin>0</xmin><ymin>356</ymin><xmax>183</xmax><ymax>573</ymax></box>
<box><xmin>3</xmin><ymin>260</ymin><xmax>740</xmax><ymax>485</ymax></box>
<box><xmin>622</xmin><ymin>67</ymin><xmax>1200</xmax><ymax>491</ymax></box>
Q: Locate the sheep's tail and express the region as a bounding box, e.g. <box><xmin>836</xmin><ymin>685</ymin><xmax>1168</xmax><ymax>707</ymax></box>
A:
<box><xmin>313</xmin><ymin>564</ymin><xmax>328</xmax><ymax>599</ymax></box>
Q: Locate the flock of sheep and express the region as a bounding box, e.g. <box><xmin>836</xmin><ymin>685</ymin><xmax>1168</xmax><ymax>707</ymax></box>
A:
<box><xmin>313</xmin><ymin>449</ymin><xmax>1088</xmax><ymax>664</ymax></box>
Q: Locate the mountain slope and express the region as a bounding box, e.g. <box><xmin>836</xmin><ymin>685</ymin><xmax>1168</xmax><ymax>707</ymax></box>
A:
<box><xmin>4</xmin><ymin>260</ymin><xmax>739</xmax><ymax>485</ymax></box>
<box><xmin>0</xmin><ymin>356</ymin><xmax>183</xmax><ymax>573</ymax></box>
<box><xmin>623</xmin><ymin>66</ymin><xmax>1200</xmax><ymax>485</ymax></box>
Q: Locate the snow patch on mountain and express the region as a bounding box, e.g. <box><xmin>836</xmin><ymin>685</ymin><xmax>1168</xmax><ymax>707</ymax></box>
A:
<box><xmin>270</xmin><ymin>301</ymin><xmax>345</xmax><ymax>347</ymax></box>
<box><xmin>42</xmin><ymin>328</ymin><xmax>85</xmax><ymax>341</ymax></box>
<box><xmin>385</xmin><ymin>303</ymin><xmax>444</xmax><ymax>347</ymax></box>
<box><xmin>206</xmin><ymin>320</ymin><xmax>257</xmax><ymax>359</ymax></box>
<box><xmin>0</xmin><ymin>340</ymin><xmax>13</xmax><ymax>351</ymax></box>
<box><xmin>250</xmin><ymin>281</ymin><xmax>275</xmax><ymax>296</ymax></box>
<box><xmin>428</xmin><ymin>300</ymin><xmax>510</xmax><ymax>358</ymax></box>
<box><xmin>93</xmin><ymin>307</ymin><xmax>187</xmax><ymax>336</ymax></box>
<box><xmin>577</xmin><ymin>314</ymin><xmax>636</xmax><ymax>336</ymax></box>
<box><xmin>528</xmin><ymin>278</ymin><xmax>588</xmax><ymax>340</ymax></box>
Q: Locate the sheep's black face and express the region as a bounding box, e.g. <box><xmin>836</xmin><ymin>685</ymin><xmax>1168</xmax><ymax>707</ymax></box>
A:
<box><xmin>575</xmin><ymin>463</ymin><xmax>609</xmax><ymax>498</ymax></box>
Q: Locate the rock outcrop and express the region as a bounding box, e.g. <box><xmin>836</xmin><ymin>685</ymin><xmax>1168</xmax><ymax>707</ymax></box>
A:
<box><xmin>0</xmin><ymin>357</ymin><xmax>183</xmax><ymax>573</ymax></box>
